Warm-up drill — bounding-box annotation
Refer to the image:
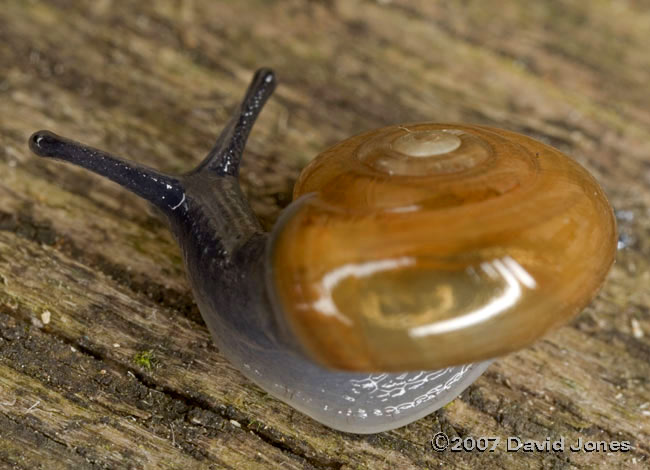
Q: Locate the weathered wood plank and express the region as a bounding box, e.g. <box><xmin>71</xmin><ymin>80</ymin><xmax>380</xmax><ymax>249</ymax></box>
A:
<box><xmin>0</xmin><ymin>0</ymin><xmax>648</xmax><ymax>468</ymax></box>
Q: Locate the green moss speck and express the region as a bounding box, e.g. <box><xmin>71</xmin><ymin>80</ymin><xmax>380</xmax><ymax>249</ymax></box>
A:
<box><xmin>133</xmin><ymin>350</ymin><xmax>156</xmax><ymax>370</ymax></box>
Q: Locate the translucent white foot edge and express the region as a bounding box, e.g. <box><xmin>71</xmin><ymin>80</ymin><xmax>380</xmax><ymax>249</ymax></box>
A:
<box><xmin>300</xmin><ymin>360</ymin><xmax>494</xmax><ymax>434</ymax></box>
<box><xmin>210</xmin><ymin>310</ymin><xmax>494</xmax><ymax>434</ymax></box>
<box><xmin>240</xmin><ymin>358</ymin><xmax>494</xmax><ymax>434</ymax></box>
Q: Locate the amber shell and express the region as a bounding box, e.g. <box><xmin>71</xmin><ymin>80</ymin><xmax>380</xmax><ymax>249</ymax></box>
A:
<box><xmin>268</xmin><ymin>123</ymin><xmax>617</xmax><ymax>372</ymax></box>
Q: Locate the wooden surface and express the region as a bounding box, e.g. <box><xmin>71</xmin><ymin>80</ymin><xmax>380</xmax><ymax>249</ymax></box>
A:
<box><xmin>0</xmin><ymin>1</ymin><xmax>648</xmax><ymax>468</ymax></box>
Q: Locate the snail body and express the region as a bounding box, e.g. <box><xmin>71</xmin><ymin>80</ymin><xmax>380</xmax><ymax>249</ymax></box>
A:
<box><xmin>29</xmin><ymin>69</ymin><xmax>616</xmax><ymax>433</ymax></box>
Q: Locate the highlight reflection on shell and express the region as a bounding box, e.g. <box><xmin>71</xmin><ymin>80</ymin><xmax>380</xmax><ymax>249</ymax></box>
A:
<box><xmin>269</xmin><ymin>123</ymin><xmax>617</xmax><ymax>372</ymax></box>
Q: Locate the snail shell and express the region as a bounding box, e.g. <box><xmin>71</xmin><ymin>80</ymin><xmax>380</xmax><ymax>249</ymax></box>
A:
<box><xmin>28</xmin><ymin>69</ymin><xmax>616</xmax><ymax>433</ymax></box>
<box><xmin>270</xmin><ymin>123</ymin><xmax>617</xmax><ymax>371</ymax></box>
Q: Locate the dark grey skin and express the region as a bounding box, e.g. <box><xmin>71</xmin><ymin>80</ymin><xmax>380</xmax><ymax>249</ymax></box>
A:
<box><xmin>29</xmin><ymin>69</ymin><xmax>490</xmax><ymax>433</ymax></box>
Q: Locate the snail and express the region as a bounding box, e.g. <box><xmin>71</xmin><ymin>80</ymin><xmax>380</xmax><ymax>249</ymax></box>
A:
<box><xmin>28</xmin><ymin>68</ymin><xmax>617</xmax><ymax>434</ymax></box>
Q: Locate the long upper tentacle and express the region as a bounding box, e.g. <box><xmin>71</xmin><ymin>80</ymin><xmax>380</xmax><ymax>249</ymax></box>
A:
<box><xmin>29</xmin><ymin>130</ymin><xmax>186</xmax><ymax>213</ymax></box>
<box><xmin>190</xmin><ymin>68</ymin><xmax>276</xmax><ymax>177</ymax></box>
<box><xmin>29</xmin><ymin>68</ymin><xmax>275</xmax><ymax>213</ymax></box>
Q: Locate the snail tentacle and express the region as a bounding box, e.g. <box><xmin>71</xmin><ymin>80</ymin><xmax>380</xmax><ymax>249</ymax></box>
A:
<box><xmin>29</xmin><ymin>130</ymin><xmax>185</xmax><ymax>213</ymax></box>
<box><xmin>28</xmin><ymin>68</ymin><xmax>276</xmax><ymax>214</ymax></box>
<box><xmin>191</xmin><ymin>67</ymin><xmax>276</xmax><ymax>177</ymax></box>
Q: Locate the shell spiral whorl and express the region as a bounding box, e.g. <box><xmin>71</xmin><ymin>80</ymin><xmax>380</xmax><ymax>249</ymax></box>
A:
<box><xmin>358</xmin><ymin>125</ymin><xmax>492</xmax><ymax>176</ymax></box>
